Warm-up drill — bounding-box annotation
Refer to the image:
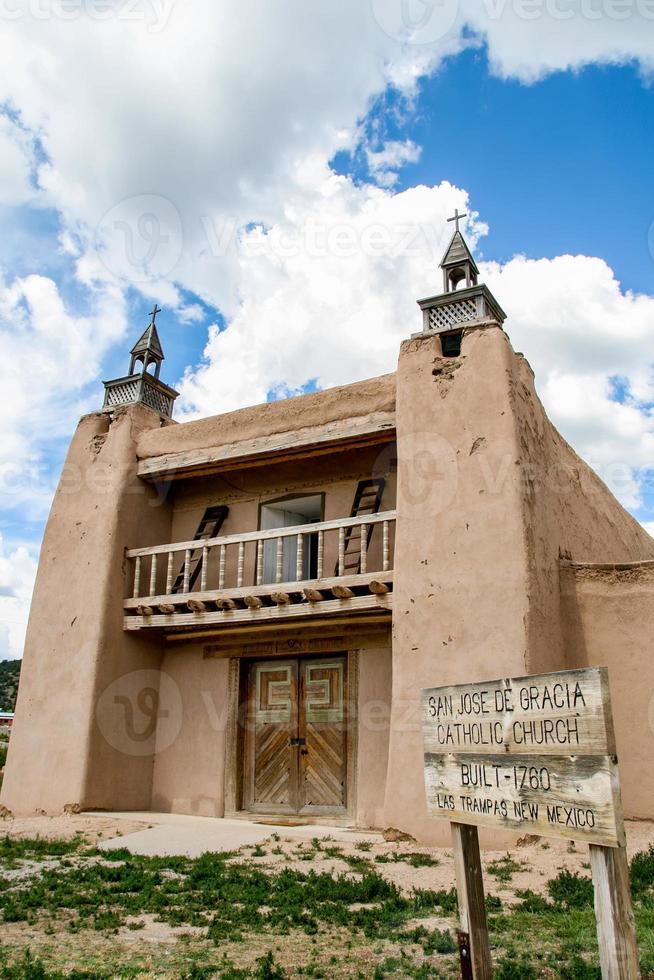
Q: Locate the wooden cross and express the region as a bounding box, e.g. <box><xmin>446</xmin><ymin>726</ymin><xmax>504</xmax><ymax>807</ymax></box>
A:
<box><xmin>447</xmin><ymin>209</ymin><xmax>467</xmax><ymax>233</ymax></box>
<box><xmin>149</xmin><ymin>304</ymin><xmax>162</xmax><ymax>326</ymax></box>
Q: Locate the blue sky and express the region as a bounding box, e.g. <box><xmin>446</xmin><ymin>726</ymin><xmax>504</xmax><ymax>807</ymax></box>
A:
<box><xmin>0</xmin><ymin>3</ymin><xmax>653</xmax><ymax>657</ymax></box>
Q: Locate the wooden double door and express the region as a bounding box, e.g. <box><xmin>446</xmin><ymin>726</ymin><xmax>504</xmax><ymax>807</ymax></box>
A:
<box><xmin>243</xmin><ymin>656</ymin><xmax>348</xmax><ymax>815</ymax></box>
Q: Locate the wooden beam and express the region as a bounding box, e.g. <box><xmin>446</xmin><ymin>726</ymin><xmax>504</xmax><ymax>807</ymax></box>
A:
<box><xmin>168</xmin><ymin>615</ymin><xmax>391</xmax><ymax>644</ymax></box>
<box><xmin>589</xmin><ymin>844</ymin><xmax>640</xmax><ymax>979</ymax></box>
<box><xmin>187</xmin><ymin>599</ymin><xmax>206</xmax><ymax>613</ymax></box>
<box><xmin>451</xmin><ymin>823</ymin><xmax>492</xmax><ymax>979</ymax></box>
<box><xmin>270</xmin><ymin>592</ymin><xmax>292</xmax><ymax>605</ymax></box>
<box><xmin>124</xmin><ymin>570</ymin><xmax>393</xmax><ymax>609</ymax></box>
<box><xmin>157</xmin><ymin>604</ymin><xmax>176</xmax><ymax>614</ymax></box>
<box><xmin>303</xmin><ymin>588</ymin><xmax>324</xmax><ymax>602</ymax></box>
<box><xmin>369</xmin><ymin>580</ymin><xmax>390</xmax><ymax>595</ymax></box>
<box><xmin>137</xmin><ymin>411</ymin><xmax>396</xmax><ymax>481</ymax></box>
<box><xmin>125</xmin><ymin>594</ymin><xmax>392</xmax><ymax>632</ymax></box>
<box><xmin>136</xmin><ymin>605</ymin><xmax>153</xmax><ymax>617</ymax></box>
<box><xmin>243</xmin><ymin>596</ymin><xmax>263</xmax><ymax>609</ymax></box>
<box><xmin>331</xmin><ymin>585</ymin><xmax>355</xmax><ymax>599</ymax></box>
<box><xmin>203</xmin><ymin>628</ymin><xmax>390</xmax><ymax>658</ymax></box>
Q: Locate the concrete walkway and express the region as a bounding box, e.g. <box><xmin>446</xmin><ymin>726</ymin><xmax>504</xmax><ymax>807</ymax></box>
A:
<box><xmin>88</xmin><ymin>811</ymin><xmax>380</xmax><ymax>858</ymax></box>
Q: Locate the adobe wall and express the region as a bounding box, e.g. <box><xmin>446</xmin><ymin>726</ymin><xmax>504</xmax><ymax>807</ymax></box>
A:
<box><xmin>560</xmin><ymin>561</ymin><xmax>654</xmax><ymax>819</ymax></box>
<box><xmin>1</xmin><ymin>404</ymin><xmax>171</xmax><ymax>816</ymax></box>
<box><xmin>151</xmin><ymin>646</ymin><xmax>230</xmax><ymax>816</ymax></box>
<box><xmin>385</xmin><ymin>324</ymin><xmax>654</xmax><ymax>844</ymax></box>
<box><xmin>137</xmin><ymin>373</ymin><xmax>396</xmax><ymax>462</ymax></box>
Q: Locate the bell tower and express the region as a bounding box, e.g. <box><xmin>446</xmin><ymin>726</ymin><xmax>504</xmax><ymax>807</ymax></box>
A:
<box><xmin>415</xmin><ymin>209</ymin><xmax>506</xmax><ymax>339</ymax></box>
<box><xmin>103</xmin><ymin>305</ymin><xmax>179</xmax><ymax>419</ymax></box>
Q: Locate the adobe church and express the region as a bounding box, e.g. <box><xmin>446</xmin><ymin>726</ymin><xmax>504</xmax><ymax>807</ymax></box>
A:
<box><xmin>3</xmin><ymin>218</ymin><xmax>654</xmax><ymax>844</ymax></box>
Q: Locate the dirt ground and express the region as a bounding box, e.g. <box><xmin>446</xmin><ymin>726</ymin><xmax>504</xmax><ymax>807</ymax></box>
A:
<box><xmin>1</xmin><ymin>814</ymin><xmax>653</xmax><ymax>978</ymax></box>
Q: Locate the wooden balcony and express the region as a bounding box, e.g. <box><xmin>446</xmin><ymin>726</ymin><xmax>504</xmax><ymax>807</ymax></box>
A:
<box><xmin>124</xmin><ymin>512</ymin><xmax>396</xmax><ymax>634</ymax></box>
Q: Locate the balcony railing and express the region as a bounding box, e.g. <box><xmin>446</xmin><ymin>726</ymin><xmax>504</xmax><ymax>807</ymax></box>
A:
<box><xmin>124</xmin><ymin>511</ymin><xmax>396</xmax><ymax>630</ymax></box>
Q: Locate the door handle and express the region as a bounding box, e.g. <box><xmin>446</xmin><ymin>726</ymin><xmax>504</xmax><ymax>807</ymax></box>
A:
<box><xmin>289</xmin><ymin>737</ymin><xmax>306</xmax><ymax>746</ymax></box>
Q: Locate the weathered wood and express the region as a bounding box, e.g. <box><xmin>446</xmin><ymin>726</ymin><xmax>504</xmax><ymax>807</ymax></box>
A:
<box><xmin>200</xmin><ymin>546</ymin><xmax>208</xmax><ymax>592</ymax></box>
<box><xmin>422</xmin><ymin>668</ymin><xmax>625</xmax><ymax>847</ymax></box>
<box><xmin>136</xmin><ymin>604</ymin><xmax>153</xmax><ymax>617</ymax></box>
<box><xmin>332</xmin><ymin>585</ymin><xmax>355</xmax><ymax>599</ymax></box>
<box><xmin>133</xmin><ymin>556</ymin><xmax>142</xmax><ymax>599</ymax></box>
<box><xmin>317</xmin><ymin>530</ymin><xmax>324</xmax><ymax>579</ymax></box>
<box><xmin>137</xmin><ymin>411</ymin><xmax>396</xmax><ymax>480</ymax></box>
<box><xmin>158</xmin><ymin>603</ymin><xmax>176</xmax><ymax>614</ymax></box>
<box><xmin>360</xmin><ymin>524</ymin><xmax>367</xmax><ymax>574</ymax></box>
<box><xmin>296</xmin><ymin>533</ymin><xmax>304</xmax><ymax>582</ymax></box>
<box><xmin>170</xmin><ymin>614</ymin><xmax>391</xmax><ymax>644</ymax></box>
<box><xmin>125</xmin><ymin>594</ymin><xmax>392</xmax><ymax>631</ymax></box>
<box><xmin>382</xmin><ymin>520</ymin><xmax>390</xmax><ymax>572</ymax></box>
<box><xmin>303</xmin><ymin>588</ymin><xmax>325</xmax><ymax>602</ymax></box>
<box><xmin>256</xmin><ymin>541</ymin><xmax>264</xmax><ymax>586</ymax></box>
<box><xmin>165</xmin><ymin>552</ymin><xmax>174</xmax><ymax>594</ymax></box>
<box><xmin>589</xmin><ymin>844</ymin><xmax>640</xmax><ymax>979</ymax></box>
<box><xmin>451</xmin><ymin>823</ymin><xmax>492</xmax><ymax>979</ymax></box>
<box><xmin>243</xmin><ymin>595</ymin><xmax>263</xmax><ymax>610</ymax></box>
<box><xmin>271</xmin><ymin>592</ymin><xmax>292</xmax><ymax>605</ymax></box>
<box><xmin>422</xmin><ymin>668</ymin><xmax>616</xmax><ymax>758</ymax></box>
<box><xmin>424</xmin><ymin>751</ymin><xmax>624</xmax><ymax>847</ymax></box>
<box><xmin>149</xmin><ymin>554</ymin><xmax>158</xmax><ymax>597</ymax></box>
<box><xmin>183</xmin><ymin>549</ymin><xmax>191</xmax><ymax>593</ymax></box>
<box><xmin>187</xmin><ymin>599</ymin><xmax>206</xmax><ymax>613</ymax></box>
<box><xmin>219</xmin><ymin>545</ymin><xmax>226</xmax><ymax>590</ymax></box>
<box><xmin>127</xmin><ymin>510</ymin><xmax>397</xmax><ymax>559</ymax></box>
<box><xmin>338</xmin><ymin>526</ymin><xmax>345</xmax><ymax>576</ymax></box>
<box><xmin>237</xmin><ymin>541</ymin><xmax>245</xmax><ymax>588</ymax></box>
<box><xmin>124</xmin><ymin>570</ymin><xmax>393</xmax><ymax>610</ymax></box>
<box><xmin>369</xmin><ymin>580</ymin><xmax>390</xmax><ymax>595</ymax></box>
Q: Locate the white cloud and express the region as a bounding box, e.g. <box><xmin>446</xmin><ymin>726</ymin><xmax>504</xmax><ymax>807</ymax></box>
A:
<box><xmin>0</xmin><ymin>274</ymin><xmax>127</xmax><ymax>520</ymax></box>
<box><xmin>0</xmin><ymin>115</ymin><xmax>34</xmax><ymax>206</ymax></box>
<box><xmin>642</xmin><ymin>522</ymin><xmax>654</xmax><ymax>537</ymax></box>
<box><xmin>366</xmin><ymin>140</ymin><xmax>422</xmax><ymax>187</ymax></box>
<box><xmin>0</xmin><ymin>537</ymin><xmax>37</xmax><ymax>661</ymax></box>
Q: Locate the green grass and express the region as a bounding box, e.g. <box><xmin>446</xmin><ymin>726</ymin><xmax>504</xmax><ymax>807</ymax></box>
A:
<box><xmin>486</xmin><ymin>854</ymin><xmax>527</xmax><ymax>884</ymax></box>
<box><xmin>1</xmin><ymin>836</ymin><xmax>654</xmax><ymax>977</ymax></box>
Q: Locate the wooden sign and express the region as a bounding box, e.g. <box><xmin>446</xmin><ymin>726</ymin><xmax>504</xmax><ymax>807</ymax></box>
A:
<box><xmin>422</xmin><ymin>667</ymin><xmax>624</xmax><ymax>847</ymax></box>
<box><xmin>421</xmin><ymin>667</ymin><xmax>640</xmax><ymax>979</ymax></box>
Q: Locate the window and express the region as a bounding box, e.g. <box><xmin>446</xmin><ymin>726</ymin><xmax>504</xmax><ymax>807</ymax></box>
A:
<box><xmin>259</xmin><ymin>494</ymin><xmax>323</xmax><ymax>584</ymax></box>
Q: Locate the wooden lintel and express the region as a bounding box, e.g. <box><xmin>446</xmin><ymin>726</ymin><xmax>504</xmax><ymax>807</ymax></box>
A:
<box><xmin>137</xmin><ymin>411</ymin><xmax>396</xmax><ymax>481</ymax></box>
<box><xmin>161</xmin><ymin>609</ymin><xmax>392</xmax><ymax>643</ymax></box>
<box><xmin>203</xmin><ymin>629</ymin><xmax>390</xmax><ymax>659</ymax></box>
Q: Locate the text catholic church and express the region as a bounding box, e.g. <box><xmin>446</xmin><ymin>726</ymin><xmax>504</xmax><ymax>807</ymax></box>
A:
<box><xmin>3</xmin><ymin>218</ymin><xmax>654</xmax><ymax>843</ymax></box>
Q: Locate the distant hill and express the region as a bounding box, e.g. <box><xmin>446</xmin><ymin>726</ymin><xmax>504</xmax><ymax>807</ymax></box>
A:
<box><xmin>0</xmin><ymin>660</ymin><xmax>21</xmax><ymax>713</ymax></box>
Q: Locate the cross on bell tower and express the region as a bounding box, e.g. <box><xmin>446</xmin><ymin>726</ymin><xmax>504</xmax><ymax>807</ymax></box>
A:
<box><xmin>128</xmin><ymin>305</ymin><xmax>165</xmax><ymax>379</ymax></box>
<box><xmin>441</xmin><ymin>209</ymin><xmax>479</xmax><ymax>293</ymax></box>
<box><xmin>102</xmin><ymin>305</ymin><xmax>179</xmax><ymax>419</ymax></box>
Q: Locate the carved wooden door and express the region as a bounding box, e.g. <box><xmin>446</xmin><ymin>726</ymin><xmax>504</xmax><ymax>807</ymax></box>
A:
<box><xmin>244</xmin><ymin>660</ymin><xmax>298</xmax><ymax>814</ymax></box>
<box><xmin>298</xmin><ymin>657</ymin><xmax>347</xmax><ymax>814</ymax></box>
<box><xmin>244</xmin><ymin>656</ymin><xmax>347</xmax><ymax>815</ymax></box>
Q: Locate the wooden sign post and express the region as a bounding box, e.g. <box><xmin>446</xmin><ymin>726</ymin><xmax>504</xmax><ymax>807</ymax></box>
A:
<box><xmin>421</xmin><ymin>667</ymin><xmax>639</xmax><ymax>979</ymax></box>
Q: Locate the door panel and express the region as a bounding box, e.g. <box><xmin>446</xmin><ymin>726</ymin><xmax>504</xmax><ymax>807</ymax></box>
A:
<box><xmin>244</xmin><ymin>661</ymin><xmax>298</xmax><ymax>813</ymax></box>
<box><xmin>299</xmin><ymin>658</ymin><xmax>347</xmax><ymax>813</ymax></box>
<box><xmin>243</xmin><ymin>655</ymin><xmax>348</xmax><ymax>816</ymax></box>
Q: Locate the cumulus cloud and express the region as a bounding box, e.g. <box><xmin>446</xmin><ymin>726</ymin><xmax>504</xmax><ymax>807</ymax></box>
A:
<box><xmin>366</xmin><ymin>140</ymin><xmax>422</xmax><ymax>187</ymax></box>
<box><xmin>0</xmin><ymin>116</ymin><xmax>34</xmax><ymax>207</ymax></box>
<box><xmin>0</xmin><ymin>537</ymin><xmax>37</xmax><ymax>661</ymax></box>
<box><xmin>0</xmin><ymin>273</ymin><xmax>127</xmax><ymax>520</ymax></box>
